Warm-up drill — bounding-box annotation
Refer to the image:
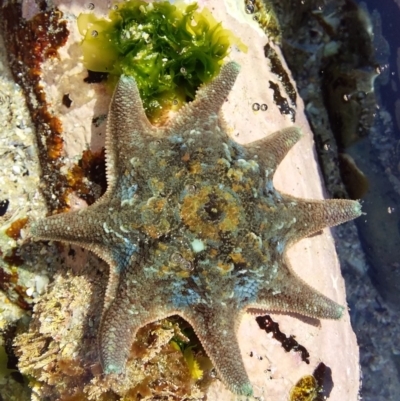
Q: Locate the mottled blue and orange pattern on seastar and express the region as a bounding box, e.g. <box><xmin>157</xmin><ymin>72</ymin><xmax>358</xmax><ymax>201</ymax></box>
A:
<box><xmin>30</xmin><ymin>61</ymin><xmax>361</xmax><ymax>396</ymax></box>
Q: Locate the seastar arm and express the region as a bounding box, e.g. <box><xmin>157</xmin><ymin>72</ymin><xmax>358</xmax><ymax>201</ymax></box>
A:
<box><xmin>251</xmin><ymin>259</ymin><xmax>344</xmax><ymax>319</ymax></box>
<box><xmin>29</xmin><ymin>205</ymin><xmax>138</xmax><ymax>310</ymax></box>
<box><xmin>183</xmin><ymin>307</ymin><xmax>253</xmax><ymax>396</ymax></box>
<box><xmin>105</xmin><ymin>74</ymin><xmax>154</xmax><ymax>191</ymax></box>
<box><xmin>30</xmin><ymin>206</ymin><xmax>111</xmax><ymax>250</ymax></box>
<box><xmin>98</xmin><ymin>270</ymin><xmax>175</xmax><ymax>375</ymax></box>
<box><xmin>166</xmin><ymin>61</ymin><xmax>241</xmax><ymax>132</ymax></box>
<box><xmin>245</xmin><ymin>126</ymin><xmax>302</xmax><ymax>176</ymax></box>
<box><xmin>282</xmin><ymin>196</ymin><xmax>362</xmax><ymax>243</ymax></box>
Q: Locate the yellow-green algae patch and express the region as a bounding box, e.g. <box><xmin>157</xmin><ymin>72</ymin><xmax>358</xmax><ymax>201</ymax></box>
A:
<box><xmin>78</xmin><ymin>0</ymin><xmax>246</xmax><ymax>123</ymax></box>
<box><xmin>289</xmin><ymin>374</ymin><xmax>320</xmax><ymax>401</ymax></box>
<box><xmin>245</xmin><ymin>0</ymin><xmax>281</xmax><ymax>42</ymax></box>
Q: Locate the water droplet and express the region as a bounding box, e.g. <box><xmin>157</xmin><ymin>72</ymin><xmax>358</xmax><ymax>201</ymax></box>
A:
<box><xmin>170</xmin><ymin>252</ymin><xmax>192</xmax><ymax>270</ymax></box>
<box><xmin>170</xmin><ymin>252</ymin><xmax>182</xmax><ymax>264</ymax></box>
<box><xmin>186</xmin><ymin>184</ymin><xmax>197</xmax><ymax>193</ymax></box>
<box><xmin>252</xmin><ymin>103</ymin><xmax>260</xmax><ymax>111</ymax></box>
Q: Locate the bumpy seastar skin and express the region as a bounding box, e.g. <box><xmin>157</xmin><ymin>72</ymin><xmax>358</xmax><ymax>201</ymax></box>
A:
<box><xmin>30</xmin><ymin>61</ymin><xmax>361</xmax><ymax>396</ymax></box>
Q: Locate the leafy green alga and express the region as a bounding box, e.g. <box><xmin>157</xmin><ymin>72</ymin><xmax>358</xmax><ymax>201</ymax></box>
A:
<box><xmin>78</xmin><ymin>1</ymin><xmax>246</xmax><ymax>122</ymax></box>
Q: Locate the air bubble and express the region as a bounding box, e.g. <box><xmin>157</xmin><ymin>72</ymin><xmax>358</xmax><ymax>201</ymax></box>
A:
<box><xmin>185</xmin><ymin>184</ymin><xmax>197</xmax><ymax>193</ymax></box>
<box><xmin>86</xmin><ymin>3</ymin><xmax>94</xmax><ymax>10</ymax></box>
<box><xmin>252</xmin><ymin>103</ymin><xmax>260</xmax><ymax>111</ymax></box>
<box><xmin>91</xmin><ymin>30</ymin><xmax>98</xmax><ymax>37</ymax></box>
<box><xmin>170</xmin><ymin>252</ymin><xmax>193</xmax><ymax>270</ymax></box>
<box><xmin>261</xmin><ymin>104</ymin><xmax>268</xmax><ymax>111</ymax></box>
<box><xmin>170</xmin><ymin>252</ymin><xmax>182</xmax><ymax>264</ymax></box>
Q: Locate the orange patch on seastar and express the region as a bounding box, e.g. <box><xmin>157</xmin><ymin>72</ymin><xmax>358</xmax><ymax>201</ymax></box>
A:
<box><xmin>141</xmin><ymin>198</ymin><xmax>170</xmax><ymax>238</ymax></box>
<box><xmin>180</xmin><ymin>186</ymin><xmax>217</xmax><ymax>238</ymax></box>
<box><xmin>181</xmin><ymin>152</ymin><xmax>190</xmax><ymax>162</ymax></box>
<box><xmin>227</xmin><ymin>167</ymin><xmax>244</xmax><ymax>182</ymax></box>
<box><xmin>180</xmin><ymin>186</ymin><xmax>242</xmax><ymax>239</ymax></box>
<box><xmin>229</xmin><ymin>252</ymin><xmax>246</xmax><ymax>264</ymax></box>
<box><xmin>217</xmin><ymin>262</ymin><xmax>234</xmax><ymax>274</ymax></box>
<box><xmin>188</xmin><ymin>161</ymin><xmax>202</xmax><ymax>175</ymax></box>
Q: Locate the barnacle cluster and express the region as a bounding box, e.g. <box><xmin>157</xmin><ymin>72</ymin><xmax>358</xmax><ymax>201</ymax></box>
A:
<box><xmin>77</xmin><ymin>0</ymin><xmax>246</xmax><ymax>122</ymax></box>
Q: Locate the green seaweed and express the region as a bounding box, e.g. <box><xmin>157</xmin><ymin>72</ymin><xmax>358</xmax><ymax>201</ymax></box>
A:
<box><xmin>170</xmin><ymin>338</ymin><xmax>204</xmax><ymax>380</ymax></box>
<box><xmin>78</xmin><ymin>0</ymin><xmax>246</xmax><ymax>122</ymax></box>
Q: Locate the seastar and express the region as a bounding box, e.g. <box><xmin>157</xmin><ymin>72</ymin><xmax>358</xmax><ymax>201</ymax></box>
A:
<box><xmin>30</xmin><ymin>61</ymin><xmax>361</xmax><ymax>396</ymax></box>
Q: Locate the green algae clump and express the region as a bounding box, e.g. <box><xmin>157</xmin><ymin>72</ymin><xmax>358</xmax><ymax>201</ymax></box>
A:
<box><xmin>78</xmin><ymin>1</ymin><xmax>246</xmax><ymax>123</ymax></box>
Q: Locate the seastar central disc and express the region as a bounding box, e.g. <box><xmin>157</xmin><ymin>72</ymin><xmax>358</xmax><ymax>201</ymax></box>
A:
<box><xmin>181</xmin><ymin>186</ymin><xmax>243</xmax><ymax>238</ymax></box>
